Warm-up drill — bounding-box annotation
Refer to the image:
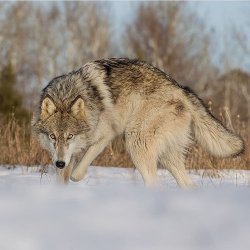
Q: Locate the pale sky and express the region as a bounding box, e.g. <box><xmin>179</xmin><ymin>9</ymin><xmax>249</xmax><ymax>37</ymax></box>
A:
<box><xmin>37</xmin><ymin>1</ymin><xmax>250</xmax><ymax>72</ymax></box>
<box><xmin>110</xmin><ymin>1</ymin><xmax>250</xmax><ymax>72</ymax></box>
<box><xmin>110</xmin><ymin>1</ymin><xmax>250</xmax><ymax>32</ymax></box>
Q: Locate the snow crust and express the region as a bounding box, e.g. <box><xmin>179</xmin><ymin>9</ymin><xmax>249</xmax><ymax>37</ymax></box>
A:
<box><xmin>0</xmin><ymin>166</ymin><xmax>249</xmax><ymax>250</ymax></box>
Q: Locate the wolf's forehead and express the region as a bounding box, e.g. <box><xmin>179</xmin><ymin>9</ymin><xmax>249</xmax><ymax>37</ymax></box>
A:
<box><xmin>43</xmin><ymin>112</ymin><xmax>77</xmax><ymax>133</ymax></box>
<box><xmin>55</xmin><ymin>119</ymin><xmax>71</xmax><ymax>131</ymax></box>
<box><xmin>55</xmin><ymin>116</ymin><xmax>77</xmax><ymax>132</ymax></box>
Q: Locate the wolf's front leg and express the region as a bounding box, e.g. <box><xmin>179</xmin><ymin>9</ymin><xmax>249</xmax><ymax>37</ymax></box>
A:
<box><xmin>70</xmin><ymin>138</ymin><xmax>110</xmax><ymax>182</ymax></box>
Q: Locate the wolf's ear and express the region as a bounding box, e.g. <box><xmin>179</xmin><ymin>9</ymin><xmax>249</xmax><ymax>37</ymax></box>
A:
<box><xmin>71</xmin><ymin>97</ymin><xmax>85</xmax><ymax>119</ymax></box>
<box><xmin>40</xmin><ymin>97</ymin><xmax>56</xmax><ymax>120</ymax></box>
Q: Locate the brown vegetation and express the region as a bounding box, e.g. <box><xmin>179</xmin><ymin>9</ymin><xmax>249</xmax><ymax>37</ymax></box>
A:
<box><xmin>0</xmin><ymin>116</ymin><xmax>50</xmax><ymax>166</ymax></box>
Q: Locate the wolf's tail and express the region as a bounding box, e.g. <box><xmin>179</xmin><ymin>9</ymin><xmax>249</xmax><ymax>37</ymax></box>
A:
<box><xmin>186</xmin><ymin>90</ymin><xmax>244</xmax><ymax>157</ymax></box>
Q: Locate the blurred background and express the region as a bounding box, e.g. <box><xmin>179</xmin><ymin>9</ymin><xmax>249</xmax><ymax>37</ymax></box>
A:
<box><xmin>0</xmin><ymin>1</ymin><xmax>249</xmax><ymax>170</ymax></box>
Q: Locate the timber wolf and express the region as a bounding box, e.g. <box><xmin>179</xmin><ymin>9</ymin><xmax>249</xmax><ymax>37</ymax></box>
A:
<box><xmin>32</xmin><ymin>58</ymin><xmax>244</xmax><ymax>188</ymax></box>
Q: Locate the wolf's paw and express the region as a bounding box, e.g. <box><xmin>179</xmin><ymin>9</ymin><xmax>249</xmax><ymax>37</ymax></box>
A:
<box><xmin>70</xmin><ymin>175</ymin><xmax>82</xmax><ymax>182</ymax></box>
<box><xmin>70</xmin><ymin>176</ymin><xmax>81</xmax><ymax>182</ymax></box>
<box><xmin>70</xmin><ymin>170</ymin><xmax>84</xmax><ymax>182</ymax></box>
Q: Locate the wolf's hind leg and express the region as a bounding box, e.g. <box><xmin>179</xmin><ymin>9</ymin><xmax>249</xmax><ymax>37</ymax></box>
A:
<box><xmin>126</xmin><ymin>133</ymin><xmax>159</xmax><ymax>187</ymax></box>
<box><xmin>159</xmin><ymin>148</ymin><xmax>195</xmax><ymax>189</ymax></box>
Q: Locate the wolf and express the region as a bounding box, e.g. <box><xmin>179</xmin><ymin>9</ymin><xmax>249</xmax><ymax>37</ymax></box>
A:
<box><xmin>32</xmin><ymin>58</ymin><xmax>244</xmax><ymax>188</ymax></box>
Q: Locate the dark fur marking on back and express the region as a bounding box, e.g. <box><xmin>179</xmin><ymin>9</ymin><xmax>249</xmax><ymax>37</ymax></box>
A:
<box><xmin>85</xmin><ymin>80</ymin><xmax>105</xmax><ymax>112</ymax></box>
<box><xmin>95</xmin><ymin>58</ymin><xmax>164</xmax><ymax>102</ymax></box>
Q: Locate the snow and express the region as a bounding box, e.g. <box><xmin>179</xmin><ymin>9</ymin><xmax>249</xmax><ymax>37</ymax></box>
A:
<box><xmin>0</xmin><ymin>166</ymin><xmax>250</xmax><ymax>250</ymax></box>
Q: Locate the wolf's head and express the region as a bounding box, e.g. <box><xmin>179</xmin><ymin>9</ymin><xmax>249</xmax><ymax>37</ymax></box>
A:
<box><xmin>32</xmin><ymin>95</ymin><xmax>92</xmax><ymax>169</ymax></box>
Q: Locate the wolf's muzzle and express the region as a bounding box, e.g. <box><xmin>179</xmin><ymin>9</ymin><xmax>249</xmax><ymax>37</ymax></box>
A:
<box><xmin>56</xmin><ymin>161</ymin><xmax>65</xmax><ymax>169</ymax></box>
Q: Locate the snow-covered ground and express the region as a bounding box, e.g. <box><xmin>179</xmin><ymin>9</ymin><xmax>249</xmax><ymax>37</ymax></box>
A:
<box><xmin>0</xmin><ymin>166</ymin><xmax>249</xmax><ymax>250</ymax></box>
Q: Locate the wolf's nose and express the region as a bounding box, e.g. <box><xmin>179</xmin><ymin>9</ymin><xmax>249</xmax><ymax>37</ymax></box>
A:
<box><xmin>56</xmin><ymin>161</ymin><xmax>65</xmax><ymax>169</ymax></box>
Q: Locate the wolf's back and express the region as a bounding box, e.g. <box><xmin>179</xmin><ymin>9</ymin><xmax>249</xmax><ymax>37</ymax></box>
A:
<box><xmin>186</xmin><ymin>90</ymin><xmax>244</xmax><ymax>157</ymax></box>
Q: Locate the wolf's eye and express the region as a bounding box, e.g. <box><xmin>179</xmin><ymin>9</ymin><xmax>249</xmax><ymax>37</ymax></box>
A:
<box><xmin>49</xmin><ymin>133</ymin><xmax>56</xmax><ymax>140</ymax></box>
<box><xmin>67</xmin><ymin>134</ymin><xmax>74</xmax><ymax>140</ymax></box>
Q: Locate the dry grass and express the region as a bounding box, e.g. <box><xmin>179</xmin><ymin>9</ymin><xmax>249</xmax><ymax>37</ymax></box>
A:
<box><xmin>0</xmin><ymin>109</ymin><xmax>249</xmax><ymax>170</ymax></box>
<box><xmin>0</xmin><ymin>116</ymin><xmax>50</xmax><ymax>166</ymax></box>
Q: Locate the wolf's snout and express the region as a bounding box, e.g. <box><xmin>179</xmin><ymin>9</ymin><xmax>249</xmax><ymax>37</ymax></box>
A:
<box><xmin>56</xmin><ymin>161</ymin><xmax>65</xmax><ymax>169</ymax></box>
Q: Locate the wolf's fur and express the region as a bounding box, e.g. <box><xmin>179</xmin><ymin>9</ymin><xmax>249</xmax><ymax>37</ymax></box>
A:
<box><xmin>32</xmin><ymin>58</ymin><xmax>244</xmax><ymax>188</ymax></box>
